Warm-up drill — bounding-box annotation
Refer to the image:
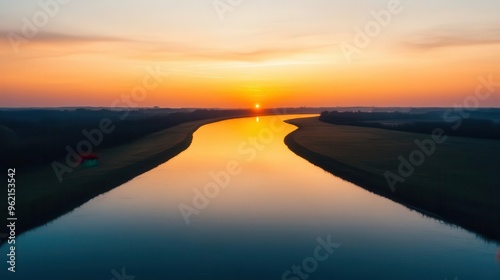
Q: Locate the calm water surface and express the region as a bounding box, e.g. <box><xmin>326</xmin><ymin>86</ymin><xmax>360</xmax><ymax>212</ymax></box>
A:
<box><xmin>2</xmin><ymin>115</ymin><xmax>499</xmax><ymax>280</ymax></box>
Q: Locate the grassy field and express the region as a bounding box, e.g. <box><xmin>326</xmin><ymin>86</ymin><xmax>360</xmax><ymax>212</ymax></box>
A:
<box><xmin>285</xmin><ymin>117</ymin><xmax>500</xmax><ymax>242</ymax></box>
<box><xmin>0</xmin><ymin>117</ymin><xmax>229</xmax><ymax>243</ymax></box>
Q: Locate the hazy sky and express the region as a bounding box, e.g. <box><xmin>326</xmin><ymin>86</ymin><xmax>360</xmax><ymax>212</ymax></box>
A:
<box><xmin>1</xmin><ymin>0</ymin><xmax>500</xmax><ymax>108</ymax></box>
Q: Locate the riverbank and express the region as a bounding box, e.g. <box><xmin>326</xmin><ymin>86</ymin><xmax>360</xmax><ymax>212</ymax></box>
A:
<box><xmin>285</xmin><ymin>117</ymin><xmax>500</xmax><ymax>242</ymax></box>
<box><xmin>0</xmin><ymin>117</ymin><xmax>234</xmax><ymax>243</ymax></box>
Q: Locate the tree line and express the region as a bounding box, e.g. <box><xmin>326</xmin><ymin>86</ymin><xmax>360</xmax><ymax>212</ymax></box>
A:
<box><xmin>0</xmin><ymin>109</ymin><xmax>252</xmax><ymax>168</ymax></box>
<box><xmin>319</xmin><ymin>110</ymin><xmax>500</xmax><ymax>140</ymax></box>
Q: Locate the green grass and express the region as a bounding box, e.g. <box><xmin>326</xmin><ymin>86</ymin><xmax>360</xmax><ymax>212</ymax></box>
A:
<box><xmin>0</xmin><ymin>117</ymin><xmax>230</xmax><ymax>243</ymax></box>
<box><xmin>285</xmin><ymin>117</ymin><xmax>500</xmax><ymax>242</ymax></box>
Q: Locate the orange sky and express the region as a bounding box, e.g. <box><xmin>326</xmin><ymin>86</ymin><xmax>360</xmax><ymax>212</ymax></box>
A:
<box><xmin>1</xmin><ymin>0</ymin><xmax>500</xmax><ymax>108</ymax></box>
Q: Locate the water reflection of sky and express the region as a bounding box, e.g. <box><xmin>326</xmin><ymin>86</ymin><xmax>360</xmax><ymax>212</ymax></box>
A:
<box><xmin>1</xmin><ymin>115</ymin><xmax>499</xmax><ymax>280</ymax></box>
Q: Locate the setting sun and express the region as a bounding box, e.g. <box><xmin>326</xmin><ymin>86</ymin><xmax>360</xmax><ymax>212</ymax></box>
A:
<box><xmin>255</xmin><ymin>104</ymin><xmax>260</xmax><ymax>109</ymax></box>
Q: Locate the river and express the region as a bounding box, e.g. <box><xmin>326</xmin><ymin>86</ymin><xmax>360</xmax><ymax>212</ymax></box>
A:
<box><xmin>1</xmin><ymin>115</ymin><xmax>499</xmax><ymax>279</ymax></box>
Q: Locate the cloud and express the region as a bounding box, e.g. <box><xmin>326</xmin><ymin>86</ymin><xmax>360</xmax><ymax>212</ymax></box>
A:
<box><xmin>0</xmin><ymin>30</ymin><xmax>134</xmax><ymax>57</ymax></box>
<box><xmin>145</xmin><ymin>43</ymin><xmax>334</xmax><ymax>62</ymax></box>
<box><xmin>27</xmin><ymin>32</ymin><xmax>127</xmax><ymax>43</ymax></box>
<box><xmin>1</xmin><ymin>30</ymin><xmax>333</xmax><ymax>64</ymax></box>
<box><xmin>401</xmin><ymin>27</ymin><xmax>500</xmax><ymax>51</ymax></box>
<box><xmin>1</xmin><ymin>30</ymin><xmax>130</xmax><ymax>44</ymax></box>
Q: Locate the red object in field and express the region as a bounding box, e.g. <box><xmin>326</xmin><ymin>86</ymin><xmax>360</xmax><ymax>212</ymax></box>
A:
<box><xmin>78</xmin><ymin>154</ymin><xmax>99</xmax><ymax>165</ymax></box>
<box><xmin>81</xmin><ymin>154</ymin><xmax>99</xmax><ymax>160</ymax></box>
<box><xmin>80</xmin><ymin>154</ymin><xmax>99</xmax><ymax>161</ymax></box>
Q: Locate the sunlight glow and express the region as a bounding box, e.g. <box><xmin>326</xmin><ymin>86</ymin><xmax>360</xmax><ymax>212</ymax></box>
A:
<box><xmin>1</xmin><ymin>1</ymin><xmax>500</xmax><ymax>107</ymax></box>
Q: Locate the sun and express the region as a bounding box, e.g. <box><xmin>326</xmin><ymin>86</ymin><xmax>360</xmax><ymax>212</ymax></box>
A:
<box><xmin>255</xmin><ymin>104</ymin><xmax>260</xmax><ymax>109</ymax></box>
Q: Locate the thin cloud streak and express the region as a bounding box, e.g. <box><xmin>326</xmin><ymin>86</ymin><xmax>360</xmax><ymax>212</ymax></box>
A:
<box><xmin>401</xmin><ymin>28</ymin><xmax>500</xmax><ymax>51</ymax></box>
<box><xmin>1</xmin><ymin>30</ymin><xmax>130</xmax><ymax>43</ymax></box>
<box><xmin>1</xmin><ymin>30</ymin><xmax>335</xmax><ymax>63</ymax></box>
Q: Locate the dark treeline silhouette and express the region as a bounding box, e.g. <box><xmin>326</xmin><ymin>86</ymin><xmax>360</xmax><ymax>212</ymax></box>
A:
<box><xmin>319</xmin><ymin>109</ymin><xmax>500</xmax><ymax>140</ymax></box>
<box><xmin>0</xmin><ymin>108</ymin><xmax>257</xmax><ymax>168</ymax></box>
